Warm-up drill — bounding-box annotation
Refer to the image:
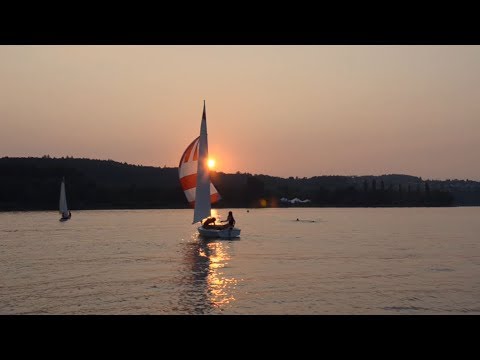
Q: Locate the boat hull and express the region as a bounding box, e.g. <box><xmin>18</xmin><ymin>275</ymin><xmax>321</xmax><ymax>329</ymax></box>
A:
<box><xmin>59</xmin><ymin>214</ymin><xmax>71</xmax><ymax>222</ymax></box>
<box><xmin>197</xmin><ymin>226</ymin><xmax>241</xmax><ymax>239</ymax></box>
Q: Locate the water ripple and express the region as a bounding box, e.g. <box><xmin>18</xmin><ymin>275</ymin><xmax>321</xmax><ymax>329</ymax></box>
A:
<box><xmin>1</xmin><ymin>208</ymin><xmax>479</xmax><ymax>314</ymax></box>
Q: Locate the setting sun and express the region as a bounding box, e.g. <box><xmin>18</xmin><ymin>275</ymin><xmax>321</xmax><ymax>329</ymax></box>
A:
<box><xmin>208</xmin><ymin>159</ymin><xmax>216</xmax><ymax>169</ymax></box>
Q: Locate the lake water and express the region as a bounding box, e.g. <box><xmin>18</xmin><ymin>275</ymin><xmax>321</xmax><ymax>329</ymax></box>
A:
<box><xmin>1</xmin><ymin>208</ymin><xmax>479</xmax><ymax>314</ymax></box>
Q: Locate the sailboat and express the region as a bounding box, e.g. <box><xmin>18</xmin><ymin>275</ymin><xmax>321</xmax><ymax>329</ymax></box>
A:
<box><xmin>178</xmin><ymin>101</ymin><xmax>241</xmax><ymax>239</ymax></box>
<box><xmin>59</xmin><ymin>177</ymin><xmax>71</xmax><ymax>221</ymax></box>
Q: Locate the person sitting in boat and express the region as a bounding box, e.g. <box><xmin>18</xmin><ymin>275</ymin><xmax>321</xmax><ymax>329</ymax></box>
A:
<box><xmin>220</xmin><ymin>211</ymin><xmax>236</xmax><ymax>229</ymax></box>
<box><xmin>202</xmin><ymin>217</ymin><xmax>217</xmax><ymax>229</ymax></box>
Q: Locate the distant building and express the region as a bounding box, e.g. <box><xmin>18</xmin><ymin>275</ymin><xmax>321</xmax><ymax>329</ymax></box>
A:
<box><xmin>280</xmin><ymin>197</ymin><xmax>311</xmax><ymax>205</ymax></box>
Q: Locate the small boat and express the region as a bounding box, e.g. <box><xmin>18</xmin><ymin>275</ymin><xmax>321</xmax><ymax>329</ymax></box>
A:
<box><xmin>59</xmin><ymin>177</ymin><xmax>71</xmax><ymax>221</ymax></box>
<box><xmin>178</xmin><ymin>101</ymin><xmax>241</xmax><ymax>239</ymax></box>
<box><xmin>198</xmin><ymin>226</ymin><xmax>241</xmax><ymax>239</ymax></box>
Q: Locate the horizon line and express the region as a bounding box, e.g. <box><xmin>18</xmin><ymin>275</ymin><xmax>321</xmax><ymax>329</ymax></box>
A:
<box><xmin>2</xmin><ymin>155</ymin><xmax>479</xmax><ymax>183</ymax></box>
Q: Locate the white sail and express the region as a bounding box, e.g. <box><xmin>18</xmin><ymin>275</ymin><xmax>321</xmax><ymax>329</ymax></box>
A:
<box><xmin>193</xmin><ymin>101</ymin><xmax>212</xmax><ymax>224</ymax></box>
<box><xmin>59</xmin><ymin>178</ymin><xmax>68</xmax><ymax>215</ymax></box>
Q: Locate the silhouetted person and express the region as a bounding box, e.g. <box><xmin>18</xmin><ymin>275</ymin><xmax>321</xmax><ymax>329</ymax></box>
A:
<box><xmin>220</xmin><ymin>211</ymin><xmax>236</xmax><ymax>229</ymax></box>
<box><xmin>202</xmin><ymin>217</ymin><xmax>216</xmax><ymax>229</ymax></box>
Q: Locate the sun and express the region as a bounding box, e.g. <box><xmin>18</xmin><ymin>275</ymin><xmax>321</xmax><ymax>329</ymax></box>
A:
<box><xmin>208</xmin><ymin>158</ymin><xmax>216</xmax><ymax>169</ymax></box>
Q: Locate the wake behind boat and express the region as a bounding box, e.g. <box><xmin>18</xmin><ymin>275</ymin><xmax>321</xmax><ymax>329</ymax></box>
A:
<box><xmin>178</xmin><ymin>101</ymin><xmax>241</xmax><ymax>239</ymax></box>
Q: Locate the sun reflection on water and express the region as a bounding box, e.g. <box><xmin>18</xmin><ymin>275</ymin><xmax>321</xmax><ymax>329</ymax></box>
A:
<box><xmin>205</xmin><ymin>241</ymin><xmax>237</xmax><ymax>308</ymax></box>
<box><xmin>178</xmin><ymin>229</ymin><xmax>240</xmax><ymax>313</ymax></box>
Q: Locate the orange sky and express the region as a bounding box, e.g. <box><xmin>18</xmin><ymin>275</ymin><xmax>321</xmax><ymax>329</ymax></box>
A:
<box><xmin>1</xmin><ymin>45</ymin><xmax>479</xmax><ymax>180</ymax></box>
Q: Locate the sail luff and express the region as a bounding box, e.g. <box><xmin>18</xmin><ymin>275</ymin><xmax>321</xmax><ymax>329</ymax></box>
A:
<box><xmin>193</xmin><ymin>101</ymin><xmax>211</xmax><ymax>224</ymax></box>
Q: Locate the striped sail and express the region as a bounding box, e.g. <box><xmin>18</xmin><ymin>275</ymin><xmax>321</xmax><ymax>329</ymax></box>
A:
<box><xmin>178</xmin><ymin>102</ymin><xmax>220</xmax><ymax>223</ymax></box>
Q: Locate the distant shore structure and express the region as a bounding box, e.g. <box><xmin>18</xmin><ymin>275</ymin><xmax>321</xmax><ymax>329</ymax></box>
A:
<box><xmin>281</xmin><ymin>197</ymin><xmax>311</xmax><ymax>205</ymax></box>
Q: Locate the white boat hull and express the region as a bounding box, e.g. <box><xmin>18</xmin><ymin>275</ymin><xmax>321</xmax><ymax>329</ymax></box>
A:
<box><xmin>198</xmin><ymin>226</ymin><xmax>241</xmax><ymax>239</ymax></box>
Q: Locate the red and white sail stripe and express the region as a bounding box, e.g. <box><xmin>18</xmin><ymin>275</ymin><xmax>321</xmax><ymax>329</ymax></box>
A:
<box><xmin>178</xmin><ymin>136</ymin><xmax>221</xmax><ymax>207</ymax></box>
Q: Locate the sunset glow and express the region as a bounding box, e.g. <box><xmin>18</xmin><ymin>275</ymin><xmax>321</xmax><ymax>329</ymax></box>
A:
<box><xmin>1</xmin><ymin>46</ymin><xmax>480</xmax><ymax>180</ymax></box>
<box><xmin>208</xmin><ymin>159</ymin><xmax>215</xmax><ymax>169</ymax></box>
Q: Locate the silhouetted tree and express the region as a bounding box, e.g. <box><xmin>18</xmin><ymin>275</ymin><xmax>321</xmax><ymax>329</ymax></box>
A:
<box><xmin>246</xmin><ymin>175</ymin><xmax>265</xmax><ymax>207</ymax></box>
<box><xmin>0</xmin><ymin>157</ymin><xmax>465</xmax><ymax>209</ymax></box>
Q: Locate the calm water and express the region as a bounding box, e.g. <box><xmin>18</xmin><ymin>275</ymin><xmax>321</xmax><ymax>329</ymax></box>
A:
<box><xmin>1</xmin><ymin>208</ymin><xmax>479</xmax><ymax>314</ymax></box>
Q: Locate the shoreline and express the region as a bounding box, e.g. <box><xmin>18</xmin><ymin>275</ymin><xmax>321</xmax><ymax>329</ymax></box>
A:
<box><xmin>2</xmin><ymin>205</ymin><xmax>478</xmax><ymax>212</ymax></box>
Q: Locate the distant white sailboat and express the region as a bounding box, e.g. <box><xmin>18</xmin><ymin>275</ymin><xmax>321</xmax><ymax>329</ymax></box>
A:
<box><xmin>178</xmin><ymin>101</ymin><xmax>240</xmax><ymax>239</ymax></box>
<box><xmin>59</xmin><ymin>177</ymin><xmax>71</xmax><ymax>221</ymax></box>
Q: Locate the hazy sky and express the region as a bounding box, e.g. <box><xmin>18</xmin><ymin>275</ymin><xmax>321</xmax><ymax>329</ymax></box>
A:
<box><xmin>1</xmin><ymin>45</ymin><xmax>479</xmax><ymax>180</ymax></box>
